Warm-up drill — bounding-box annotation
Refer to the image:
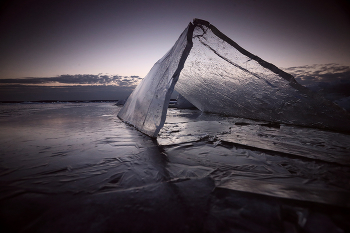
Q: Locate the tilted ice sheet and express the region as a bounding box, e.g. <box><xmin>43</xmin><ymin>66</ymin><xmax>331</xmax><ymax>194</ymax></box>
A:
<box><xmin>119</xmin><ymin>19</ymin><xmax>350</xmax><ymax>137</ymax></box>
<box><xmin>117</xmin><ymin>24</ymin><xmax>193</xmax><ymax>137</ymax></box>
<box><xmin>175</xmin><ymin>21</ymin><xmax>350</xmax><ymax>132</ymax></box>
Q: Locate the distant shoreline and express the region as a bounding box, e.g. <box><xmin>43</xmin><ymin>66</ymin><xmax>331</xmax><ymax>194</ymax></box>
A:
<box><xmin>0</xmin><ymin>99</ymin><xmax>179</xmax><ymax>104</ymax></box>
<box><xmin>0</xmin><ymin>100</ymin><xmax>118</xmax><ymax>104</ymax></box>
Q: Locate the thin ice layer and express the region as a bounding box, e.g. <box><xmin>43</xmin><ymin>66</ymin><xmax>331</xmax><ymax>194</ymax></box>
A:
<box><xmin>175</xmin><ymin>20</ymin><xmax>350</xmax><ymax>132</ymax></box>
<box><xmin>118</xmin><ymin>24</ymin><xmax>194</xmax><ymax>137</ymax></box>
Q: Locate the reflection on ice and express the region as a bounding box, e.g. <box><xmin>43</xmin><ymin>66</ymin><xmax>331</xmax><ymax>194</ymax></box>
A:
<box><xmin>0</xmin><ymin>103</ymin><xmax>349</xmax><ymax>232</ymax></box>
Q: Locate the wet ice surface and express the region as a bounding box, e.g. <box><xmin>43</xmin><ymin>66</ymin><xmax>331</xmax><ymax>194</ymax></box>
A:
<box><xmin>0</xmin><ymin>103</ymin><xmax>349</xmax><ymax>232</ymax></box>
<box><xmin>0</xmin><ymin>103</ymin><xmax>173</xmax><ymax>196</ymax></box>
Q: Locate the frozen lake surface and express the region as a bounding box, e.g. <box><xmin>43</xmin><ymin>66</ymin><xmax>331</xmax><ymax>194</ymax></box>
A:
<box><xmin>0</xmin><ymin>103</ymin><xmax>349</xmax><ymax>232</ymax></box>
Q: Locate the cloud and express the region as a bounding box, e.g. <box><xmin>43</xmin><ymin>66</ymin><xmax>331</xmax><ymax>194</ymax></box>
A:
<box><xmin>0</xmin><ymin>74</ymin><xmax>142</xmax><ymax>87</ymax></box>
<box><xmin>0</xmin><ymin>74</ymin><xmax>142</xmax><ymax>101</ymax></box>
<box><xmin>2</xmin><ymin>64</ymin><xmax>349</xmax><ymax>102</ymax></box>
<box><xmin>283</xmin><ymin>64</ymin><xmax>350</xmax><ymax>102</ymax></box>
<box><xmin>282</xmin><ymin>64</ymin><xmax>350</xmax><ymax>86</ymax></box>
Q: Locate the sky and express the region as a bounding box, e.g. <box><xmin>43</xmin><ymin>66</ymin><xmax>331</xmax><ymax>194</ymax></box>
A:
<box><xmin>0</xmin><ymin>0</ymin><xmax>349</xmax><ymax>101</ymax></box>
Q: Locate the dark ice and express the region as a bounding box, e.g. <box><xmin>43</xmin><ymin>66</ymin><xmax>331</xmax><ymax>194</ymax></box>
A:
<box><xmin>0</xmin><ymin>103</ymin><xmax>349</xmax><ymax>232</ymax></box>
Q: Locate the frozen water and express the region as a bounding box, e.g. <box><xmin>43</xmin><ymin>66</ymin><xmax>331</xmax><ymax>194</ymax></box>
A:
<box><xmin>176</xmin><ymin>19</ymin><xmax>350</xmax><ymax>132</ymax></box>
<box><xmin>117</xmin><ymin>23</ymin><xmax>194</xmax><ymax>137</ymax></box>
<box><xmin>0</xmin><ymin>103</ymin><xmax>349</xmax><ymax>232</ymax></box>
<box><xmin>175</xmin><ymin>21</ymin><xmax>350</xmax><ymax>130</ymax></box>
<box><xmin>119</xmin><ymin>19</ymin><xmax>350</xmax><ymax>137</ymax></box>
<box><xmin>159</xmin><ymin>108</ymin><xmax>350</xmax><ymax>206</ymax></box>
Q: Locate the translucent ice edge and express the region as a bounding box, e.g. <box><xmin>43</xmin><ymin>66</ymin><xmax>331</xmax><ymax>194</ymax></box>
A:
<box><xmin>118</xmin><ymin>19</ymin><xmax>350</xmax><ymax>137</ymax></box>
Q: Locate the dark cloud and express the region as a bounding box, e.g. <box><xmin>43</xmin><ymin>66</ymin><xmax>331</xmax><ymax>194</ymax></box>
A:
<box><xmin>0</xmin><ymin>74</ymin><xmax>141</xmax><ymax>87</ymax></box>
<box><xmin>283</xmin><ymin>64</ymin><xmax>350</xmax><ymax>86</ymax></box>
<box><xmin>283</xmin><ymin>64</ymin><xmax>350</xmax><ymax>105</ymax></box>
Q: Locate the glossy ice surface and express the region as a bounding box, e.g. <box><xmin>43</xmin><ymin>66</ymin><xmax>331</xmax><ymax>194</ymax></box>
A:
<box><xmin>0</xmin><ymin>103</ymin><xmax>349</xmax><ymax>232</ymax></box>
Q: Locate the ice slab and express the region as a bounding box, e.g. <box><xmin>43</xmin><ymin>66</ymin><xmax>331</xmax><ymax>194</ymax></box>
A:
<box><xmin>158</xmin><ymin>109</ymin><xmax>350</xmax><ymax>165</ymax></box>
<box><xmin>218</xmin><ymin>179</ymin><xmax>350</xmax><ymax>207</ymax></box>
<box><xmin>175</xmin><ymin>19</ymin><xmax>350</xmax><ymax>132</ymax></box>
<box><xmin>117</xmin><ymin>23</ymin><xmax>194</xmax><ymax>137</ymax></box>
<box><xmin>119</xmin><ymin>19</ymin><xmax>350</xmax><ymax>137</ymax></box>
